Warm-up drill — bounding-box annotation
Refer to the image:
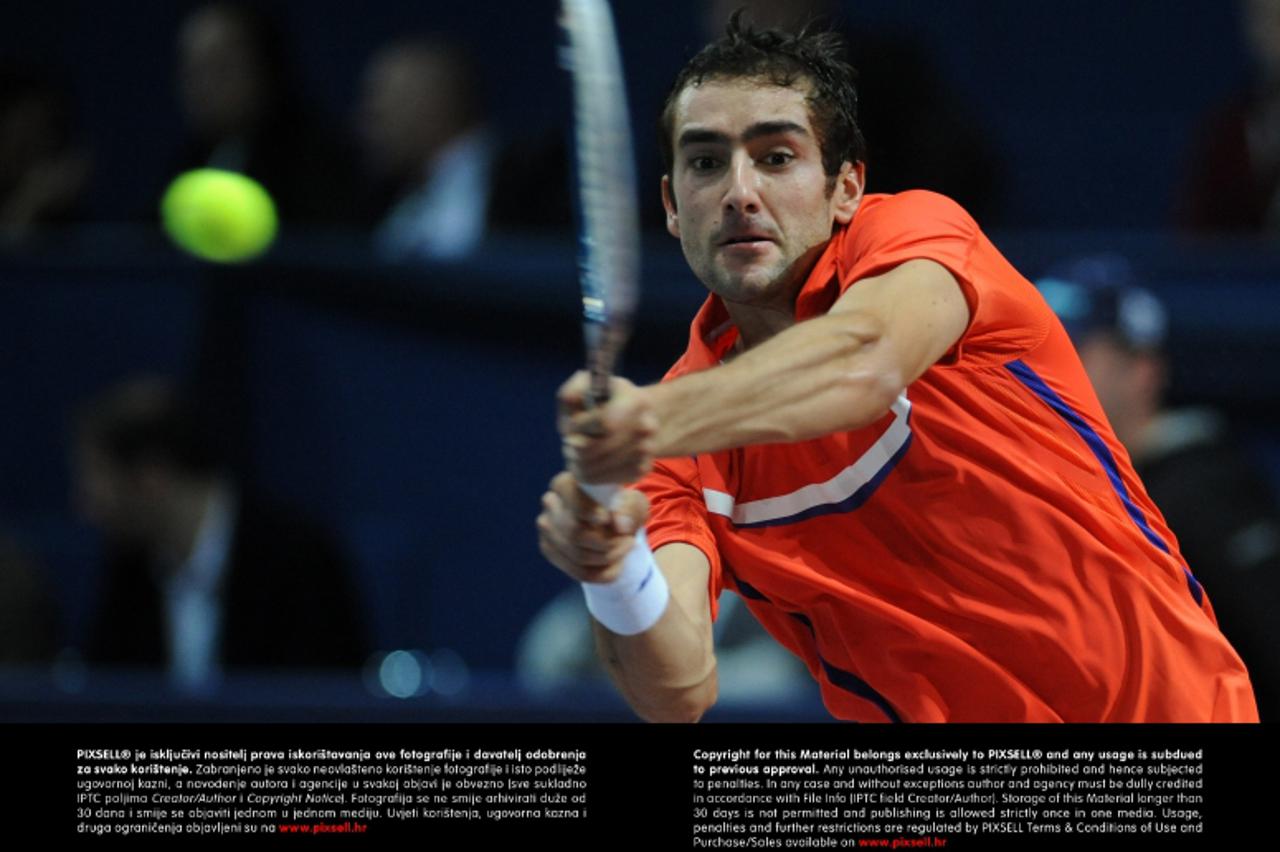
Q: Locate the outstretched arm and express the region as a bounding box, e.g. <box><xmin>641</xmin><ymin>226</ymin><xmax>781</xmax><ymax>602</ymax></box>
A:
<box><xmin>537</xmin><ymin>472</ymin><xmax>717</xmax><ymax>722</ymax></box>
<box><xmin>562</xmin><ymin>258</ymin><xmax>970</xmax><ymax>481</ymax></box>
<box><xmin>591</xmin><ymin>541</ymin><xmax>715</xmax><ymax>722</ymax></box>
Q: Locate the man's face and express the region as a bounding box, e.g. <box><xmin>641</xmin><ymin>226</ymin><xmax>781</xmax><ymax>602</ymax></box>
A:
<box><xmin>662</xmin><ymin>79</ymin><xmax>862</xmax><ymax>311</ymax></box>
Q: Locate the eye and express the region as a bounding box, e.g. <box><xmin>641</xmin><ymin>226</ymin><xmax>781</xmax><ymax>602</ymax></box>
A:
<box><xmin>761</xmin><ymin>151</ymin><xmax>795</xmax><ymax>168</ymax></box>
<box><xmin>687</xmin><ymin>155</ymin><xmax>722</xmax><ymax>172</ymax></box>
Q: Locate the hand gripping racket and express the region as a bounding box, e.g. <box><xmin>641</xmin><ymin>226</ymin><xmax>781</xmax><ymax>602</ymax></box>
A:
<box><xmin>560</xmin><ymin>0</ymin><xmax>641</xmax><ymax>508</ymax></box>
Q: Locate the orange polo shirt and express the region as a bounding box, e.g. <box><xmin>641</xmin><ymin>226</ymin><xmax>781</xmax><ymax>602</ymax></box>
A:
<box><xmin>637</xmin><ymin>190</ymin><xmax>1257</xmax><ymax>722</ymax></box>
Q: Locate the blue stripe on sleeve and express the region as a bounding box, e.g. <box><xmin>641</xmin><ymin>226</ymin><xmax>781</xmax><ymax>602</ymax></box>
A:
<box><xmin>1005</xmin><ymin>359</ymin><xmax>1209</xmax><ymax>609</ymax></box>
<box><xmin>735</xmin><ymin>578</ymin><xmax>902</xmax><ymax>722</ymax></box>
<box><xmin>1005</xmin><ymin>359</ymin><xmax>1173</xmax><ymax>556</ymax></box>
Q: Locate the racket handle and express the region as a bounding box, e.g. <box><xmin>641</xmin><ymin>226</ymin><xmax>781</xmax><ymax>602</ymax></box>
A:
<box><xmin>579</xmin><ymin>482</ymin><xmax>620</xmax><ymax>508</ymax></box>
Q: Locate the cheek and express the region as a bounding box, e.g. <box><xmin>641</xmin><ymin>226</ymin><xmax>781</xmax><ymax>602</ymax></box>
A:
<box><xmin>780</xmin><ymin>188</ymin><xmax>840</xmax><ymax>244</ymax></box>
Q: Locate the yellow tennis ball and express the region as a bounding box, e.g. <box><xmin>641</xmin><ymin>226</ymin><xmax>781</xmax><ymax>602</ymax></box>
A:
<box><xmin>160</xmin><ymin>168</ymin><xmax>278</xmax><ymax>263</ymax></box>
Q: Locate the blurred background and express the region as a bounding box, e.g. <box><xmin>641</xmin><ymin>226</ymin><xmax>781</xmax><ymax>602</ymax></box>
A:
<box><xmin>2</xmin><ymin>0</ymin><xmax>1278</xmax><ymax>722</ymax></box>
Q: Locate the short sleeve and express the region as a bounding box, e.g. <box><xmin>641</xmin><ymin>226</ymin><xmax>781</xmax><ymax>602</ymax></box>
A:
<box><xmin>633</xmin><ymin>455</ymin><xmax>725</xmax><ymax>621</ymax></box>
<box><xmin>838</xmin><ymin>191</ymin><xmax>1051</xmax><ymax>366</ymax></box>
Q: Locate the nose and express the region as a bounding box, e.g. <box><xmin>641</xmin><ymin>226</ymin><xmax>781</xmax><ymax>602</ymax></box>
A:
<box><xmin>722</xmin><ymin>151</ymin><xmax>761</xmax><ymax>215</ymax></box>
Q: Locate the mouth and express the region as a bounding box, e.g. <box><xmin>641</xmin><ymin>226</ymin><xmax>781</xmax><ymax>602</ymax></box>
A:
<box><xmin>717</xmin><ymin>233</ymin><xmax>774</xmax><ymax>248</ymax></box>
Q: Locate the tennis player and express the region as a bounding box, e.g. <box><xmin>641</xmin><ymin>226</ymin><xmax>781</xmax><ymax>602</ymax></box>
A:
<box><xmin>537</xmin><ymin>14</ymin><xmax>1258</xmax><ymax>722</ymax></box>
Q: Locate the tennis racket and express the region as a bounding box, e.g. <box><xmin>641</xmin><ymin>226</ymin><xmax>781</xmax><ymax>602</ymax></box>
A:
<box><xmin>560</xmin><ymin>0</ymin><xmax>641</xmax><ymax>508</ymax></box>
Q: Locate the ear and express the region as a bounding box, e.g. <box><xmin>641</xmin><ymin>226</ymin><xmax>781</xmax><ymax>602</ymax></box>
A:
<box><xmin>661</xmin><ymin>174</ymin><xmax>680</xmax><ymax>238</ymax></box>
<box><xmin>831</xmin><ymin>161</ymin><xmax>865</xmax><ymax>225</ymax></box>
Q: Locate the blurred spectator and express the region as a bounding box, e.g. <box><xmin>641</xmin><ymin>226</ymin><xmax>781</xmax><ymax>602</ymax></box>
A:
<box><xmin>357</xmin><ymin>36</ymin><xmax>570</xmax><ymax>261</ymax></box>
<box><xmin>1038</xmin><ymin>255</ymin><xmax>1280</xmax><ymax>716</ymax></box>
<box><xmin>0</xmin><ymin>534</ymin><xmax>59</xmax><ymax>664</ymax></box>
<box><xmin>517</xmin><ymin>587</ymin><xmax>813</xmax><ymax>706</ymax></box>
<box><xmin>1180</xmin><ymin>0</ymin><xmax>1280</xmax><ymax>233</ymax></box>
<box><xmin>703</xmin><ymin>0</ymin><xmax>1004</xmax><ymax>222</ymax></box>
<box><xmin>173</xmin><ymin>2</ymin><xmax>363</xmax><ymax>225</ymax></box>
<box><xmin>0</xmin><ymin>64</ymin><xmax>90</xmax><ymax>246</ymax></box>
<box><xmin>73</xmin><ymin>377</ymin><xmax>369</xmax><ymax>690</ymax></box>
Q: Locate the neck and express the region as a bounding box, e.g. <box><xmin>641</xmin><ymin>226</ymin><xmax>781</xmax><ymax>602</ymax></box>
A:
<box><xmin>723</xmin><ymin>300</ymin><xmax>796</xmax><ymax>349</ymax></box>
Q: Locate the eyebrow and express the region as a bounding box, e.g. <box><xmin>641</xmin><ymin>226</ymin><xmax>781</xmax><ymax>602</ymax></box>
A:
<box><xmin>677</xmin><ymin>120</ymin><xmax>810</xmax><ymax>148</ymax></box>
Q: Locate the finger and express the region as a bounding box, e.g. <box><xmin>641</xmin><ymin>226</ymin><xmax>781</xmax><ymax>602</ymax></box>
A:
<box><xmin>556</xmin><ymin>372</ymin><xmax>593</xmax><ymax>439</ymax></box>
<box><xmin>611</xmin><ymin>488</ymin><xmax>650</xmax><ymax>535</ymax></box>
<box><xmin>568</xmin><ymin>409</ymin><xmax>607</xmax><ymax>439</ymax></box>
<box><xmin>600</xmin><ymin>392</ymin><xmax>656</xmax><ymax>436</ymax></box>
<box><xmin>603</xmin><ymin>535</ymin><xmax>636</xmax><ymax>566</ymax></box>
<box><xmin>557</xmin><ymin>371</ymin><xmax>591</xmax><ymax>414</ymax></box>
<box><xmin>543</xmin><ymin>485</ymin><xmax>624</xmax><ymax>546</ymax></box>
<box><xmin>541</xmin><ymin>489</ymin><xmax>574</xmax><ymax>530</ymax></box>
<box><xmin>566</xmin><ymin>407</ymin><xmax>607</xmax><ymax>438</ymax></box>
<box><xmin>567</xmin><ymin>439</ymin><xmax>654</xmax><ymax>486</ymax></box>
<box><xmin>571</xmin><ymin>454</ymin><xmax>654</xmax><ymax>488</ymax></box>
<box><xmin>567</xmin><ymin>402</ymin><xmax>655</xmax><ymax>446</ymax></box>
<box><xmin>549</xmin><ymin>470</ymin><xmax>578</xmax><ymax>497</ymax></box>
<box><xmin>573</xmin><ymin>433</ymin><xmax>656</xmax><ymax>467</ymax></box>
<box><xmin>538</xmin><ymin>515</ymin><xmax>617</xmax><ymax>574</ymax></box>
<box><xmin>543</xmin><ymin>497</ymin><xmax>613</xmax><ymax>549</ymax></box>
<box><xmin>550</xmin><ymin>472</ymin><xmax>589</xmax><ymax>512</ymax></box>
<box><xmin>539</xmin><ymin>522</ymin><xmax>625</xmax><ymax>579</ymax></box>
<box><xmin>555</xmin><ymin>471</ymin><xmax>628</xmax><ymax>523</ymax></box>
<box><xmin>539</xmin><ymin>528</ymin><xmax>615</xmax><ymax>581</ymax></box>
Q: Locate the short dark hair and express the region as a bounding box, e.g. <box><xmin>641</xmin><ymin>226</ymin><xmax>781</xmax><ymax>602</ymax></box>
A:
<box><xmin>77</xmin><ymin>378</ymin><xmax>224</xmax><ymax>477</ymax></box>
<box><xmin>658</xmin><ymin>9</ymin><xmax>865</xmax><ymax>181</ymax></box>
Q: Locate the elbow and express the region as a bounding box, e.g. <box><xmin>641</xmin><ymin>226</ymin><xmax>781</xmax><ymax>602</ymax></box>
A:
<box><xmin>634</xmin><ymin>668</ymin><xmax>719</xmax><ymax>724</ymax></box>
<box><xmin>829</xmin><ymin>317</ymin><xmax>904</xmax><ymax>430</ymax></box>
<box><xmin>834</xmin><ymin>364</ymin><xmax>904</xmax><ymax>429</ymax></box>
<box><xmin>820</xmin><ymin>334</ymin><xmax>904</xmax><ymax>433</ymax></box>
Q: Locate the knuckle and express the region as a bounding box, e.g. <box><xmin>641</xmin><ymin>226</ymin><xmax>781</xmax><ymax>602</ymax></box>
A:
<box><xmin>537</xmin><ymin>541</ymin><xmax>560</xmax><ymax>567</ymax></box>
<box><xmin>593</xmin><ymin>566</ymin><xmax>623</xmax><ymax>584</ymax></box>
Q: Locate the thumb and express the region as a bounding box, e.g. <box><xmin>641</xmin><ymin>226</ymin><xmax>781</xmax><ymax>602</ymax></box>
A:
<box><xmin>611</xmin><ymin>487</ymin><xmax>650</xmax><ymax>536</ymax></box>
<box><xmin>557</xmin><ymin>370</ymin><xmax>593</xmax><ymax>438</ymax></box>
<box><xmin>557</xmin><ymin>370</ymin><xmax>592</xmax><ymax>413</ymax></box>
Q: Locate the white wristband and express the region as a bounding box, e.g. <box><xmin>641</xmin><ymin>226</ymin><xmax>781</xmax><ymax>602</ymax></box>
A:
<box><xmin>581</xmin><ymin>530</ymin><xmax>670</xmax><ymax>635</ymax></box>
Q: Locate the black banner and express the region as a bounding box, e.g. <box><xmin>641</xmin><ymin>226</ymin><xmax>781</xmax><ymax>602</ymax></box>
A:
<box><xmin>1</xmin><ymin>722</ymin><xmax>1271</xmax><ymax>847</ymax></box>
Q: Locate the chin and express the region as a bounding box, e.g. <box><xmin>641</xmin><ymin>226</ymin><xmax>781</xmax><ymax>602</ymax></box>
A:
<box><xmin>716</xmin><ymin>265</ymin><xmax>790</xmax><ymax>302</ymax></box>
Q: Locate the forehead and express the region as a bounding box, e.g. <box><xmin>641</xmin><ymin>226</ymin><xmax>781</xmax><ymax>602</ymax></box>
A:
<box><xmin>671</xmin><ymin>78</ymin><xmax>815</xmax><ymax>139</ymax></box>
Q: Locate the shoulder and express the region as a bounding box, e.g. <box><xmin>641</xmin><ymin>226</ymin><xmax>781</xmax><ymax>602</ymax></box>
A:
<box><xmin>835</xmin><ymin>192</ymin><xmax>1053</xmax><ymax>366</ymax></box>
<box><xmin>832</xmin><ymin>190</ymin><xmax>980</xmax><ymax>287</ymax></box>
<box><xmin>849</xmin><ymin>190</ymin><xmax>978</xmax><ymax>238</ymax></box>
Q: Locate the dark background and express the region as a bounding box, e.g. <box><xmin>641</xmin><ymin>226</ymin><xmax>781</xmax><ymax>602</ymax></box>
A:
<box><xmin>0</xmin><ymin>0</ymin><xmax>1254</xmax><ymax>228</ymax></box>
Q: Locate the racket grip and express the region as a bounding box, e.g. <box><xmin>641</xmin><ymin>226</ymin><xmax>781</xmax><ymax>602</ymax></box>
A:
<box><xmin>579</xmin><ymin>482</ymin><xmax>620</xmax><ymax>508</ymax></box>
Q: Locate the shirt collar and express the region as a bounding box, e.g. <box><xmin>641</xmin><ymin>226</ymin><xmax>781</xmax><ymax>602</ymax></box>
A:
<box><xmin>680</xmin><ymin>223</ymin><xmax>848</xmax><ymax>368</ymax></box>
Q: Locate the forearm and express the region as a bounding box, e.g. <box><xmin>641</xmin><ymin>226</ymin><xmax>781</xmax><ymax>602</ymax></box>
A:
<box><xmin>649</xmin><ymin>310</ymin><xmax>900</xmax><ymax>457</ymax></box>
<box><xmin>590</xmin><ymin>542</ymin><xmax>717</xmax><ymax>722</ymax></box>
<box><xmin>593</xmin><ymin>596</ymin><xmax>717</xmax><ymax>723</ymax></box>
